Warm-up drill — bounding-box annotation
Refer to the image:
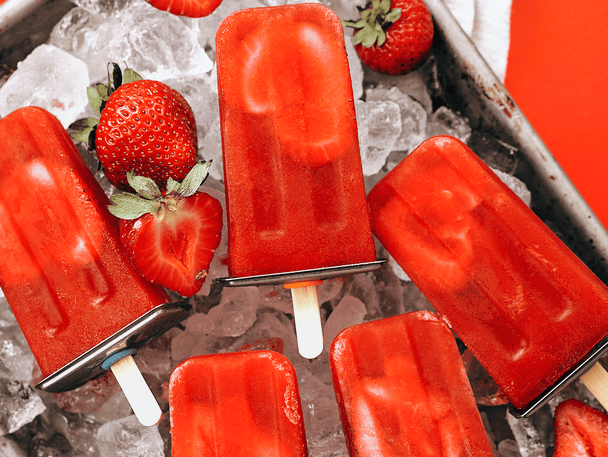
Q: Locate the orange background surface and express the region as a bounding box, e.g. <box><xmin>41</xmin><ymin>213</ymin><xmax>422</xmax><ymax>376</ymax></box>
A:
<box><xmin>505</xmin><ymin>0</ymin><xmax>608</xmax><ymax>227</ymax></box>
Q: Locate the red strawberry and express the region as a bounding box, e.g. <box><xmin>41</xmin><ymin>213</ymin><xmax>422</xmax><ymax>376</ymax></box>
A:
<box><xmin>74</xmin><ymin>64</ymin><xmax>198</xmax><ymax>191</ymax></box>
<box><xmin>109</xmin><ymin>162</ymin><xmax>223</xmax><ymax>297</ymax></box>
<box><xmin>344</xmin><ymin>0</ymin><xmax>434</xmax><ymax>75</ymax></box>
<box><xmin>146</xmin><ymin>0</ymin><xmax>223</xmax><ymax>18</ymax></box>
<box><xmin>554</xmin><ymin>399</ymin><xmax>608</xmax><ymax>456</ymax></box>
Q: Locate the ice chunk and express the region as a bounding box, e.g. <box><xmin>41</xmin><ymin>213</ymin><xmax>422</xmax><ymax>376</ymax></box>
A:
<box><xmin>0</xmin><ymin>299</ymin><xmax>35</xmax><ymax>382</ymax></box>
<box><xmin>0</xmin><ymin>379</ymin><xmax>46</xmax><ymax>435</ymax></box>
<box><xmin>205</xmin><ymin>286</ymin><xmax>259</xmax><ymax>337</ymax></box>
<box><xmin>199</xmin><ymin>118</ymin><xmax>224</xmax><ymax>182</ymax></box>
<box><xmin>52</xmin><ymin>371</ymin><xmax>121</xmax><ymax>414</ymax></box>
<box><xmin>388</xmin><ymin>255</ymin><xmax>410</xmax><ymax>282</ymax></box>
<box><xmin>366</xmin><ymin>86</ymin><xmax>427</xmax><ymax>153</ymax></box>
<box><xmin>162</xmin><ymin>76</ymin><xmax>219</xmax><ymax>139</ymax></box>
<box><xmin>298</xmin><ymin>366</ymin><xmax>348</xmax><ymax>457</ymax></box>
<box><xmin>192</xmin><ymin>0</ymin><xmax>265</xmax><ymax>51</ymax></box>
<box><xmin>345</xmin><ymin>37</ymin><xmax>364</xmax><ymax>101</ymax></box>
<box><xmin>50</xmin><ymin>4</ymin><xmax>212</xmax><ymax>83</ymax></box>
<box><xmin>355</xmin><ymin>99</ymin><xmax>402</xmax><ymax>176</ymax></box>
<box><xmin>491</xmin><ymin>167</ymin><xmax>532</xmax><ymax>207</ymax></box>
<box><xmin>323</xmin><ymin>295</ymin><xmax>367</xmax><ymax>351</ymax></box>
<box><xmin>506</xmin><ymin>412</ymin><xmax>546</xmax><ymax>457</ymax></box>
<box><xmin>70</xmin><ymin>0</ymin><xmax>139</xmax><ymax>15</ymax></box>
<box><xmin>96</xmin><ymin>415</ymin><xmax>163</xmax><ymax>457</ymax></box>
<box><xmin>0</xmin><ymin>44</ymin><xmax>89</xmax><ymax>128</ymax></box>
<box><xmin>426</xmin><ymin>106</ymin><xmax>472</xmax><ymax>142</ymax></box>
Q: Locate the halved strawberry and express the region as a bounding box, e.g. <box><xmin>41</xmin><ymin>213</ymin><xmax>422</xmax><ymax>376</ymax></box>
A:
<box><xmin>109</xmin><ymin>162</ymin><xmax>223</xmax><ymax>297</ymax></box>
<box><xmin>554</xmin><ymin>399</ymin><xmax>608</xmax><ymax>456</ymax></box>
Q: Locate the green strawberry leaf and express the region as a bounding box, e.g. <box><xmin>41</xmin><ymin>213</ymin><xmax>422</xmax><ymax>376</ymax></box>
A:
<box><xmin>87</xmin><ymin>86</ymin><xmax>103</xmax><ymax>117</ymax></box>
<box><xmin>109</xmin><ymin>193</ymin><xmax>158</xmax><ymax>220</ymax></box>
<box><xmin>127</xmin><ymin>171</ymin><xmax>162</xmax><ymax>200</ymax></box>
<box><xmin>70</xmin><ymin>117</ymin><xmax>99</xmax><ymax>143</ymax></box>
<box><xmin>124</xmin><ymin>68</ymin><xmax>143</xmax><ymax>84</ymax></box>
<box><xmin>343</xmin><ymin>0</ymin><xmax>402</xmax><ymax>48</ymax></box>
<box><xmin>177</xmin><ymin>162</ymin><xmax>211</xmax><ymax>198</ymax></box>
<box><xmin>166</xmin><ymin>177</ymin><xmax>181</xmax><ymax>194</ymax></box>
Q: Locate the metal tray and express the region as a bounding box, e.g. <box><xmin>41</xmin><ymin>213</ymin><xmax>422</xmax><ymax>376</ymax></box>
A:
<box><xmin>2</xmin><ymin>0</ymin><xmax>608</xmax><ymax>425</ymax></box>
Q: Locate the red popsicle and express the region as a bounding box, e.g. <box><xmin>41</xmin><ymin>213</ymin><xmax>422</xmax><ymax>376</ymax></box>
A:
<box><xmin>169</xmin><ymin>350</ymin><xmax>309</xmax><ymax>456</ymax></box>
<box><xmin>367</xmin><ymin>135</ymin><xmax>608</xmax><ymax>411</ymax></box>
<box><xmin>329</xmin><ymin>311</ymin><xmax>493</xmax><ymax>456</ymax></box>
<box><xmin>216</xmin><ymin>4</ymin><xmax>378</xmax><ymax>359</ymax></box>
<box><xmin>0</xmin><ymin>107</ymin><xmax>175</xmax><ymax>425</ymax></box>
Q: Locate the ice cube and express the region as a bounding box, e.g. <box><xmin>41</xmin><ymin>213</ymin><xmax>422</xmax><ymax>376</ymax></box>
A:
<box><xmin>365</xmin><ymin>86</ymin><xmax>427</xmax><ymax>153</ymax></box>
<box><xmin>426</xmin><ymin>106</ymin><xmax>472</xmax><ymax>143</ymax></box>
<box><xmin>0</xmin><ymin>44</ymin><xmax>89</xmax><ymax>128</ymax></box>
<box><xmin>323</xmin><ymin>295</ymin><xmax>367</xmax><ymax>351</ymax></box>
<box><xmin>205</xmin><ymin>286</ymin><xmax>259</xmax><ymax>337</ymax></box>
<box><xmin>0</xmin><ymin>299</ymin><xmax>35</xmax><ymax>382</ymax></box>
<box><xmin>52</xmin><ymin>371</ymin><xmax>121</xmax><ymax>414</ymax></box>
<box><xmin>96</xmin><ymin>415</ymin><xmax>163</xmax><ymax>457</ymax></box>
<box><xmin>355</xmin><ymin>99</ymin><xmax>402</xmax><ymax>176</ymax></box>
<box><xmin>199</xmin><ymin>118</ymin><xmax>224</xmax><ymax>182</ymax></box>
<box><xmin>70</xmin><ymin>0</ymin><xmax>139</xmax><ymax>15</ymax></box>
<box><xmin>298</xmin><ymin>367</ymin><xmax>348</xmax><ymax>457</ymax></box>
<box><xmin>506</xmin><ymin>412</ymin><xmax>546</xmax><ymax>457</ymax></box>
<box><xmin>51</xmin><ymin>3</ymin><xmax>213</xmax><ymax>84</ymax></box>
<box><xmin>491</xmin><ymin>167</ymin><xmax>533</xmax><ymax>207</ymax></box>
<box><xmin>0</xmin><ymin>379</ymin><xmax>46</xmax><ymax>435</ymax></box>
<box><xmin>345</xmin><ymin>37</ymin><xmax>364</xmax><ymax>101</ymax></box>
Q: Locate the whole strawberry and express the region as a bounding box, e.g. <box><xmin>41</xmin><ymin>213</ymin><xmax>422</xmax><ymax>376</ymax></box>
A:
<box><xmin>147</xmin><ymin>0</ymin><xmax>223</xmax><ymax>18</ymax></box>
<box><xmin>74</xmin><ymin>64</ymin><xmax>198</xmax><ymax>191</ymax></box>
<box><xmin>344</xmin><ymin>0</ymin><xmax>434</xmax><ymax>76</ymax></box>
<box><xmin>108</xmin><ymin>162</ymin><xmax>223</xmax><ymax>297</ymax></box>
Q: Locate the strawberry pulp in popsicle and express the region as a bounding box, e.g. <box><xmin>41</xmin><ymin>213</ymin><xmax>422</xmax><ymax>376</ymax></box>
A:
<box><xmin>216</xmin><ymin>4</ymin><xmax>377</xmax><ymax>358</ymax></box>
<box><xmin>330</xmin><ymin>311</ymin><xmax>493</xmax><ymax>456</ymax></box>
<box><xmin>0</xmin><ymin>107</ymin><xmax>174</xmax><ymax>424</ymax></box>
<box><xmin>367</xmin><ymin>135</ymin><xmax>608</xmax><ymax>410</ymax></box>
<box><xmin>169</xmin><ymin>350</ymin><xmax>309</xmax><ymax>456</ymax></box>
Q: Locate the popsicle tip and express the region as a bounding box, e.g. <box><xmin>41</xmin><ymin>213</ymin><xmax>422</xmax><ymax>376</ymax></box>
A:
<box><xmin>289</xmin><ymin>283</ymin><xmax>324</xmax><ymax>360</ymax></box>
<box><xmin>109</xmin><ymin>354</ymin><xmax>163</xmax><ymax>427</ymax></box>
<box><xmin>298</xmin><ymin>339</ymin><xmax>324</xmax><ymax>359</ymax></box>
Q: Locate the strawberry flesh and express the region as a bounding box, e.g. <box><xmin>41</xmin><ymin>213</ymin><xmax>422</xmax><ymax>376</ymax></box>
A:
<box><xmin>119</xmin><ymin>191</ymin><xmax>223</xmax><ymax>297</ymax></box>
<box><xmin>554</xmin><ymin>399</ymin><xmax>608</xmax><ymax>456</ymax></box>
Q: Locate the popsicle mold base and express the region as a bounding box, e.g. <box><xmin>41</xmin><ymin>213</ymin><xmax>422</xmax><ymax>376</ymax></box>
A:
<box><xmin>36</xmin><ymin>301</ymin><xmax>191</xmax><ymax>393</ymax></box>
<box><xmin>217</xmin><ymin>260</ymin><xmax>387</xmax><ymax>287</ymax></box>
<box><xmin>512</xmin><ymin>334</ymin><xmax>608</xmax><ymax>418</ymax></box>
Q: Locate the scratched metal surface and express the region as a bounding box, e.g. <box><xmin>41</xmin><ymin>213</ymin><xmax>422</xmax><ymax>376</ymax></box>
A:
<box><xmin>425</xmin><ymin>0</ymin><xmax>608</xmax><ymax>285</ymax></box>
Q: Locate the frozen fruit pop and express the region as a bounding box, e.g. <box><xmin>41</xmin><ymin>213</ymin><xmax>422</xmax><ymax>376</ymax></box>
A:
<box><xmin>0</xmin><ymin>107</ymin><xmax>176</xmax><ymax>425</ymax></box>
<box><xmin>216</xmin><ymin>4</ymin><xmax>377</xmax><ymax>359</ymax></box>
<box><xmin>329</xmin><ymin>311</ymin><xmax>493</xmax><ymax>456</ymax></box>
<box><xmin>367</xmin><ymin>135</ymin><xmax>608</xmax><ymax>411</ymax></box>
<box><xmin>169</xmin><ymin>350</ymin><xmax>309</xmax><ymax>456</ymax></box>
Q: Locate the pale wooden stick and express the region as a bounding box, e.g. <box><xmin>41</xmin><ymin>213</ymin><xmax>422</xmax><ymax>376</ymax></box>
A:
<box><xmin>290</xmin><ymin>284</ymin><xmax>323</xmax><ymax>359</ymax></box>
<box><xmin>580</xmin><ymin>362</ymin><xmax>608</xmax><ymax>411</ymax></box>
<box><xmin>110</xmin><ymin>354</ymin><xmax>162</xmax><ymax>427</ymax></box>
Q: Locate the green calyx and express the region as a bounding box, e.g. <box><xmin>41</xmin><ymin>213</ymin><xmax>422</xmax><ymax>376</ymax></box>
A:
<box><xmin>342</xmin><ymin>0</ymin><xmax>402</xmax><ymax>47</ymax></box>
<box><xmin>70</xmin><ymin>63</ymin><xmax>143</xmax><ymax>149</ymax></box>
<box><xmin>108</xmin><ymin>161</ymin><xmax>211</xmax><ymax>220</ymax></box>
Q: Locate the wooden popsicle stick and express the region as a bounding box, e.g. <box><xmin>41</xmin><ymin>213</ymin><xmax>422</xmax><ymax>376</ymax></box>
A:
<box><xmin>580</xmin><ymin>362</ymin><xmax>608</xmax><ymax>411</ymax></box>
<box><xmin>287</xmin><ymin>281</ymin><xmax>324</xmax><ymax>359</ymax></box>
<box><xmin>110</xmin><ymin>354</ymin><xmax>162</xmax><ymax>427</ymax></box>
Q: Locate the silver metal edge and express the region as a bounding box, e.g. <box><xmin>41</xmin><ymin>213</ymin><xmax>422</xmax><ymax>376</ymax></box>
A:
<box><xmin>217</xmin><ymin>260</ymin><xmax>388</xmax><ymax>286</ymax></box>
<box><xmin>36</xmin><ymin>301</ymin><xmax>191</xmax><ymax>393</ymax></box>
<box><xmin>425</xmin><ymin>0</ymin><xmax>608</xmax><ymax>416</ymax></box>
